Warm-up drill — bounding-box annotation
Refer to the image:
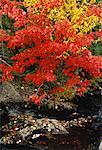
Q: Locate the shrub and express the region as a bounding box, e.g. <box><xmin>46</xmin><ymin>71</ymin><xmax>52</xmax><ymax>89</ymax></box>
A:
<box><xmin>24</xmin><ymin>0</ymin><xmax>102</xmax><ymax>34</ymax></box>
<box><xmin>0</xmin><ymin>0</ymin><xmax>102</xmax><ymax>104</ymax></box>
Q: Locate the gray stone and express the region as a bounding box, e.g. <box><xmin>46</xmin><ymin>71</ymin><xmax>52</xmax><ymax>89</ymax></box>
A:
<box><xmin>0</xmin><ymin>81</ymin><xmax>23</xmax><ymax>103</ymax></box>
<box><xmin>50</xmin><ymin>119</ymin><xmax>68</xmax><ymax>134</ymax></box>
<box><xmin>19</xmin><ymin>126</ymin><xmax>33</xmax><ymax>140</ymax></box>
<box><xmin>18</xmin><ymin>118</ymin><xmax>69</xmax><ymax>138</ymax></box>
<box><xmin>99</xmin><ymin>142</ymin><xmax>102</xmax><ymax>150</ymax></box>
<box><xmin>43</xmin><ymin>99</ymin><xmax>78</xmax><ymax>111</ymax></box>
<box><xmin>35</xmin><ymin>118</ymin><xmax>69</xmax><ymax>134</ymax></box>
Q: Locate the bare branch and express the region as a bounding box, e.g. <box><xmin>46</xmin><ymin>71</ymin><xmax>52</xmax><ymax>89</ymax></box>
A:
<box><xmin>0</xmin><ymin>17</ymin><xmax>5</xmax><ymax>57</ymax></box>
<box><xmin>0</xmin><ymin>57</ymin><xmax>11</xmax><ymax>66</ymax></box>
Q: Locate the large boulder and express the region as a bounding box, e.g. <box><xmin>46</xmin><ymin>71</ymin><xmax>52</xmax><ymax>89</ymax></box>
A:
<box><xmin>0</xmin><ymin>81</ymin><xmax>23</xmax><ymax>103</ymax></box>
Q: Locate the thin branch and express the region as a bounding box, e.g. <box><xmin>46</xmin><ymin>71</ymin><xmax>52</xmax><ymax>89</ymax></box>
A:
<box><xmin>0</xmin><ymin>55</ymin><xmax>9</xmax><ymax>59</ymax></box>
<box><xmin>36</xmin><ymin>84</ymin><xmax>44</xmax><ymax>95</ymax></box>
<box><xmin>0</xmin><ymin>57</ymin><xmax>11</xmax><ymax>66</ymax></box>
<box><xmin>0</xmin><ymin>17</ymin><xmax>5</xmax><ymax>57</ymax></box>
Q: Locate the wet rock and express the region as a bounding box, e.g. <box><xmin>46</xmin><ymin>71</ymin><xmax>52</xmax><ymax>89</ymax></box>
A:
<box><xmin>19</xmin><ymin>126</ymin><xmax>33</xmax><ymax>140</ymax></box>
<box><xmin>49</xmin><ymin>119</ymin><xmax>68</xmax><ymax>134</ymax></box>
<box><xmin>99</xmin><ymin>142</ymin><xmax>102</xmax><ymax>150</ymax></box>
<box><xmin>0</xmin><ymin>102</ymin><xmax>9</xmax><ymax>125</ymax></box>
<box><xmin>1</xmin><ymin>110</ymin><xmax>100</xmax><ymax>150</ymax></box>
<box><xmin>36</xmin><ymin>118</ymin><xmax>68</xmax><ymax>134</ymax></box>
<box><xmin>0</xmin><ymin>144</ymin><xmax>47</xmax><ymax>150</ymax></box>
<box><xmin>19</xmin><ymin>118</ymin><xmax>68</xmax><ymax>140</ymax></box>
<box><xmin>0</xmin><ymin>88</ymin><xmax>101</xmax><ymax>149</ymax></box>
<box><xmin>0</xmin><ymin>82</ymin><xmax>23</xmax><ymax>103</ymax></box>
<box><xmin>43</xmin><ymin>98</ymin><xmax>78</xmax><ymax>111</ymax></box>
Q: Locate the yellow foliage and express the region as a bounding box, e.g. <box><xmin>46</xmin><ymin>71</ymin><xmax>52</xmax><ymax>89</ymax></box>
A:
<box><xmin>24</xmin><ymin>0</ymin><xmax>39</xmax><ymax>7</ymax></box>
<box><xmin>73</xmin><ymin>15</ymin><xmax>100</xmax><ymax>33</ymax></box>
<box><xmin>24</xmin><ymin>0</ymin><xmax>102</xmax><ymax>34</ymax></box>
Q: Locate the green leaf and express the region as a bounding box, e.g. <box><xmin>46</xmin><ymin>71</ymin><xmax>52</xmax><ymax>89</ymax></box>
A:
<box><xmin>0</xmin><ymin>15</ymin><xmax>14</xmax><ymax>33</ymax></box>
<box><xmin>89</xmin><ymin>41</ymin><xmax>102</xmax><ymax>56</ymax></box>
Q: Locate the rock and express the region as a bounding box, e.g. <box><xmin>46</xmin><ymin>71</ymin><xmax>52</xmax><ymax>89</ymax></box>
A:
<box><xmin>0</xmin><ymin>81</ymin><xmax>23</xmax><ymax>103</ymax></box>
<box><xmin>19</xmin><ymin>126</ymin><xmax>33</xmax><ymax>140</ymax></box>
<box><xmin>34</xmin><ymin>118</ymin><xmax>69</xmax><ymax>134</ymax></box>
<box><xmin>59</xmin><ymin>102</ymin><xmax>78</xmax><ymax>110</ymax></box>
<box><xmin>0</xmin><ymin>102</ymin><xmax>9</xmax><ymax>125</ymax></box>
<box><xmin>99</xmin><ymin>142</ymin><xmax>102</xmax><ymax>150</ymax></box>
<box><xmin>43</xmin><ymin>98</ymin><xmax>78</xmax><ymax>111</ymax></box>
<box><xmin>18</xmin><ymin>118</ymin><xmax>69</xmax><ymax>140</ymax></box>
<box><xmin>48</xmin><ymin>119</ymin><xmax>68</xmax><ymax>134</ymax></box>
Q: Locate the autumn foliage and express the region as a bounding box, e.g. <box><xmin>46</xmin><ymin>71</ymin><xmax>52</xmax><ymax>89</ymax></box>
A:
<box><xmin>0</xmin><ymin>0</ymin><xmax>102</xmax><ymax>104</ymax></box>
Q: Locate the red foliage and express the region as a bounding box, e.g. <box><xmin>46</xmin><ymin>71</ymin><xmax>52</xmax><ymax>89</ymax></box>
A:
<box><xmin>0</xmin><ymin>29</ymin><xmax>10</xmax><ymax>42</ymax></box>
<box><xmin>30</xmin><ymin>93</ymin><xmax>47</xmax><ymax>105</ymax></box>
<box><xmin>87</xmin><ymin>4</ymin><xmax>102</xmax><ymax>17</ymax></box>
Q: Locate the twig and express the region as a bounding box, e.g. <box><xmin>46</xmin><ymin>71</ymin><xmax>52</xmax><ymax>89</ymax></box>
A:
<box><xmin>0</xmin><ymin>17</ymin><xmax>5</xmax><ymax>57</ymax></box>
<box><xmin>0</xmin><ymin>57</ymin><xmax>11</xmax><ymax>66</ymax></box>
<box><xmin>36</xmin><ymin>84</ymin><xmax>44</xmax><ymax>95</ymax></box>
<box><xmin>0</xmin><ymin>55</ymin><xmax>10</xmax><ymax>59</ymax></box>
